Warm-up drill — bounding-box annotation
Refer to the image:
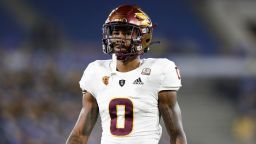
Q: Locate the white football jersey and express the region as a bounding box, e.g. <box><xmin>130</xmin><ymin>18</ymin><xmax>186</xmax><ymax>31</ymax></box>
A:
<box><xmin>79</xmin><ymin>58</ymin><xmax>181</xmax><ymax>144</ymax></box>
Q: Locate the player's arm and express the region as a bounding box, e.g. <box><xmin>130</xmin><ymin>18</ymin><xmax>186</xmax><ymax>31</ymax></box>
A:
<box><xmin>66</xmin><ymin>91</ymin><xmax>99</xmax><ymax>144</ymax></box>
<box><xmin>158</xmin><ymin>90</ymin><xmax>187</xmax><ymax>144</ymax></box>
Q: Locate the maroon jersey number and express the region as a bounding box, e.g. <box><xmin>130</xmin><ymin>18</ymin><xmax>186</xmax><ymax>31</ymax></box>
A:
<box><xmin>109</xmin><ymin>98</ymin><xmax>133</xmax><ymax>136</ymax></box>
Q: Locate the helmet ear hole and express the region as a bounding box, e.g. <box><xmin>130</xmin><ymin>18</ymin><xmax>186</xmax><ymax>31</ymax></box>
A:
<box><xmin>146</xmin><ymin>39</ymin><xmax>150</xmax><ymax>43</ymax></box>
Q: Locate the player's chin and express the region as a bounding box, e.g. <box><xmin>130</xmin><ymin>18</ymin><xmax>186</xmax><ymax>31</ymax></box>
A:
<box><xmin>115</xmin><ymin>52</ymin><xmax>138</xmax><ymax>62</ymax></box>
<box><xmin>115</xmin><ymin>52</ymin><xmax>127</xmax><ymax>60</ymax></box>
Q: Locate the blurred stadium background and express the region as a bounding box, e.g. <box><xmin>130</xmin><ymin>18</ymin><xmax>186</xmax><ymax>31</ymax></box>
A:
<box><xmin>0</xmin><ymin>0</ymin><xmax>255</xmax><ymax>143</ymax></box>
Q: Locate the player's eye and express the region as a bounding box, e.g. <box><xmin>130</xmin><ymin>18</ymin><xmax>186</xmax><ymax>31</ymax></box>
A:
<box><xmin>112</xmin><ymin>31</ymin><xmax>119</xmax><ymax>35</ymax></box>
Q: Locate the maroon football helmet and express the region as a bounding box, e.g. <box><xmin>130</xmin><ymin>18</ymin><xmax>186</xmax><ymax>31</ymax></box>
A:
<box><xmin>102</xmin><ymin>5</ymin><xmax>153</xmax><ymax>60</ymax></box>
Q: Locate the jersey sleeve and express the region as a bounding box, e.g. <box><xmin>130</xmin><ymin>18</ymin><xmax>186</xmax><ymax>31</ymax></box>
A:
<box><xmin>79</xmin><ymin>62</ymin><xmax>96</xmax><ymax>96</ymax></box>
<box><xmin>158</xmin><ymin>59</ymin><xmax>182</xmax><ymax>91</ymax></box>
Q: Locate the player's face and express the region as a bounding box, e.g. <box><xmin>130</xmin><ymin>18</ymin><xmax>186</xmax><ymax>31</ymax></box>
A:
<box><xmin>108</xmin><ymin>25</ymin><xmax>141</xmax><ymax>61</ymax></box>
<box><xmin>110</xmin><ymin>26</ymin><xmax>134</xmax><ymax>52</ymax></box>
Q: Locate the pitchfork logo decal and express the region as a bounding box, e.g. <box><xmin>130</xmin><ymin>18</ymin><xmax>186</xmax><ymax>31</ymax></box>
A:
<box><xmin>119</xmin><ymin>79</ymin><xmax>125</xmax><ymax>87</ymax></box>
<box><xmin>102</xmin><ymin>76</ymin><xmax>110</xmax><ymax>85</ymax></box>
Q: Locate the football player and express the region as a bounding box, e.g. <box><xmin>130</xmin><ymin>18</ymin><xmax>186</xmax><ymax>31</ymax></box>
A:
<box><xmin>66</xmin><ymin>5</ymin><xmax>187</xmax><ymax>144</ymax></box>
